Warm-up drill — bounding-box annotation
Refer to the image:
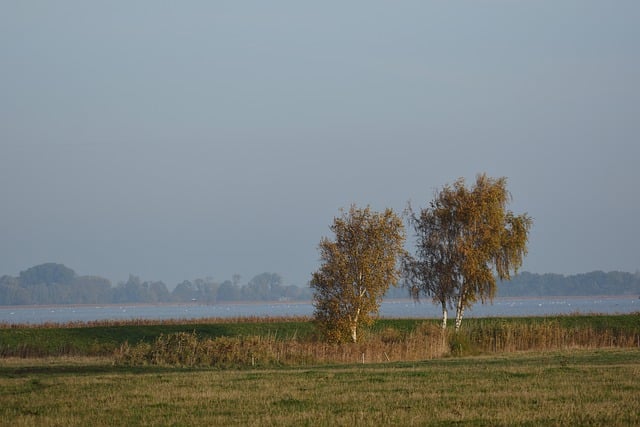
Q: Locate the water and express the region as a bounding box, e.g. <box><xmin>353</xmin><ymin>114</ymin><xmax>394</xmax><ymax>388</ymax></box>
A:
<box><xmin>0</xmin><ymin>296</ymin><xmax>637</xmax><ymax>325</ymax></box>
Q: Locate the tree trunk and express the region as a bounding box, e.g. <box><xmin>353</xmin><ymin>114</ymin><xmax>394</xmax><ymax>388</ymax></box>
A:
<box><xmin>455</xmin><ymin>307</ymin><xmax>464</xmax><ymax>331</ymax></box>
<box><xmin>455</xmin><ymin>294</ymin><xmax>465</xmax><ymax>331</ymax></box>
<box><xmin>350</xmin><ymin>308</ymin><xmax>360</xmax><ymax>343</ymax></box>
<box><xmin>441</xmin><ymin>301</ymin><xmax>448</xmax><ymax>330</ymax></box>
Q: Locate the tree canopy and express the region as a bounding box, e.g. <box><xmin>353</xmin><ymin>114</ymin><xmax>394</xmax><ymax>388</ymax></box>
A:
<box><xmin>311</xmin><ymin>205</ymin><xmax>406</xmax><ymax>342</ymax></box>
<box><xmin>19</xmin><ymin>263</ymin><xmax>76</xmax><ymax>286</ymax></box>
<box><xmin>404</xmin><ymin>174</ymin><xmax>532</xmax><ymax>330</ymax></box>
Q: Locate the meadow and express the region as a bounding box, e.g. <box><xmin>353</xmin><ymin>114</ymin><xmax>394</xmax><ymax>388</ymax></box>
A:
<box><xmin>1</xmin><ymin>314</ymin><xmax>639</xmax><ymax>425</ymax></box>
<box><xmin>1</xmin><ymin>349</ymin><xmax>639</xmax><ymax>426</ymax></box>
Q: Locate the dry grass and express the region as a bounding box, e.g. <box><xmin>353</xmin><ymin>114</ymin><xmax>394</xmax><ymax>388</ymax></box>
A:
<box><xmin>112</xmin><ymin>318</ymin><xmax>640</xmax><ymax>368</ymax></box>
<box><xmin>114</xmin><ymin>324</ymin><xmax>450</xmax><ymax>368</ymax></box>
<box><xmin>465</xmin><ymin>318</ymin><xmax>640</xmax><ymax>353</ymax></box>
<box><xmin>2</xmin><ymin>314</ymin><xmax>638</xmax><ymax>362</ymax></box>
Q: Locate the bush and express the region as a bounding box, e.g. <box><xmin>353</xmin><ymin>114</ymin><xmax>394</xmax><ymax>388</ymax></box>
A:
<box><xmin>151</xmin><ymin>332</ymin><xmax>201</xmax><ymax>366</ymax></box>
<box><xmin>114</xmin><ymin>341</ymin><xmax>152</xmax><ymax>365</ymax></box>
<box><xmin>448</xmin><ymin>333</ymin><xmax>476</xmax><ymax>357</ymax></box>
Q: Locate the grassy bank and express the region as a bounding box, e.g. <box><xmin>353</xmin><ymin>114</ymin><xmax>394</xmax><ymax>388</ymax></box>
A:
<box><xmin>1</xmin><ymin>314</ymin><xmax>638</xmax><ymax>364</ymax></box>
<box><xmin>1</xmin><ymin>349</ymin><xmax>638</xmax><ymax>426</ymax></box>
<box><xmin>0</xmin><ymin>316</ymin><xmax>315</xmax><ymax>357</ymax></box>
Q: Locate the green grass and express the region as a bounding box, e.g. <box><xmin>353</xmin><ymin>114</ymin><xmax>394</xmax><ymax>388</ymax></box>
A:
<box><xmin>1</xmin><ymin>314</ymin><xmax>638</xmax><ymax>358</ymax></box>
<box><xmin>0</xmin><ymin>319</ymin><xmax>317</xmax><ymax>357</ymax></box>
<box><xmin>0</xmin><ymin>349</ymin><xmax>638</xmax><ymax>426</ymax></box>
<box><xmin>1</xmin><ymin>315</ymin><xmax>639</xmax><ymax>424</ymax></box>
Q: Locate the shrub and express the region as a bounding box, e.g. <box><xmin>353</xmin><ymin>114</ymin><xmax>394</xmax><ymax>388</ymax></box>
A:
<box><xmin>448</xmin><ymin>333</ymin><xmax>475</xmax><ymax>357</ymax></box>
<box><xmin>151</xmin><ymin>332</ymin><xmax>201</xmax><ymax>366</ymax></box>
<box><xmin>114</xmin><ymin>341</ymin><xmax>152</xmax><ymax>365</ymax></box>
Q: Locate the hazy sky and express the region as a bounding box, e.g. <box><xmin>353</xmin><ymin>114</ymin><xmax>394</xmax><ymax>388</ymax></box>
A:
<box><xmin>2</xmin><ymin>1</ymin><xmax>639</xmax><ymax>288</ymax></box>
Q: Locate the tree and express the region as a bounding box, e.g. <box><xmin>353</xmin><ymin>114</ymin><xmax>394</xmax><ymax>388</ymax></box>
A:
<box><xmin>173</xmin><ymin>280</ymin><xmax>197</xmax><ymax>302</ymax></box>
<box><xmin>19</xmin><ymin>263</ymin><xmax>76</xmax><ymax>286</ymax></box>
<box><xmin>0</xmin><ymin>275</ymin><xmax>31</xmax><ymax>305</ymax></box>
<box><xmin>245</xmin><ymin>273</ymin><xmax>283</xmax><ymax>301</ymax></box>
<box><xmin>113</xmin><ymin>275</ymin><xmax>170</xmax><ymax>303</ymax></box>
<box><xmin>148</xmin><ymin>280</ymin><xmax>172</xmax><ymax>303</ymax></box>
<box><xmin>404</xmin><ymin>174</ymin><xmax>532</xmax><ymax>331</ymax></box>
<box><xmin>217</xmin><ymin>280</ymin><xmax>241</xmax><ymax>301</ymax></box>
<box><xmin>311</xmin><ymin>205</ymin><xmax>406</xmax><ymax>343</ymax></box>
<box><xmin>193</xmin><ymin>278</ymin><xmax>219</xmax><ymax>304</ymax></box>
<box><xmin>73</xmin><ymin>276</ymin><xmax>112</xmax><ymax>304</ymax></box>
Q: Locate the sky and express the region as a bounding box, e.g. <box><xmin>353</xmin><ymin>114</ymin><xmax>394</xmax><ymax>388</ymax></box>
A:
<box><xmin>1</xmin><ymin>1</ymin><xmax>639</xmax><ymax>288</ymax></box>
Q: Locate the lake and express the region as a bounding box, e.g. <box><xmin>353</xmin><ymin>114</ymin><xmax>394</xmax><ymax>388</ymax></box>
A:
<box><xmin>0</xmin><ymin>296</ymin><xmax>638</xmax><ymax>325</ymax></box>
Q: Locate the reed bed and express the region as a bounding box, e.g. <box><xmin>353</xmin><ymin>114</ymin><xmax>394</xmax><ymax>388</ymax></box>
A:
<box><xmin>465</xmin><ymin>318</ymin><xmax>640</xmax><ymax>353</ymax></box>
<box><xmin>114</xmin><ymin>325</ymin><xmax>450</xmax><ymax>367</ymax></box>
<box><xmin>114</xmin><ymin>318</ymin><xmax>640</xmax><ymax>367</ymax></box>
<box><xmin>2</xmin><ymin>314</ymin><xmax>638</xmax><ymax>363</ymax></box>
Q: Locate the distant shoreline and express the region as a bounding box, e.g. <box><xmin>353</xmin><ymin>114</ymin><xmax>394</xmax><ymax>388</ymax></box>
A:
<box><xmin>1</xmin><ymin>294</ymin><xmax>638</xmax><ymax>310</ymax></box>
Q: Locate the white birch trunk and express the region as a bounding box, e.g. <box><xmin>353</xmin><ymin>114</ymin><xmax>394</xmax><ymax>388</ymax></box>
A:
<box><xmin>350</xmin><ymin>308</ymin><xmax>360</xmax><ymax>343</ymax></box>
<box><xmin>455</xmin><ymin>295</ymin><xmax>465</xmax><ymax>331</ymax></box>
<box><xmin>441</xmin><ymin>302</ymin><xmax>448</xmax><ymax>330</ymax></box>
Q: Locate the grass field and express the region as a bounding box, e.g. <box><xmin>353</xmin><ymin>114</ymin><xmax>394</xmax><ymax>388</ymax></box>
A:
<box><xmin>1</xmin><ymin>315</ymin><xmax>638</xmax><ymax>425</ymax></box>
<box><xmin>1</xmin><ymin>349</ymin><xmax>638</xmax><ymax>426</ymax></box>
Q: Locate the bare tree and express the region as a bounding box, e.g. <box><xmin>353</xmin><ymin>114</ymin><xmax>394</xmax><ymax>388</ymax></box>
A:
<box><xmin>311</xmin><ymin>205</ymin><xmax>406</xmax><ymax>342</ymax></box>
<box><xmin>404</xmin><ymin>174</ymin><xmax>532</xmax><ymax>330</ymax></box>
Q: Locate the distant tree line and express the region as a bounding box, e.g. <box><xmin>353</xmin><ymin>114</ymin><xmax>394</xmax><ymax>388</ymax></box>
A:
<box><xmin>496</xmin><ymin>270</ymin><xmax>640</xmax><ymax>297</ymax></box>
<box><xmin>1</xmin><ymin>263</ymin><xmax>638</xmax><ymax>307</ymax></box>
<box><xmin>0</xmin><ymin>263</ymin><xmax>312</xmax><ymax>306</ymax></box>
<box><xmin>381</xmin><ymin>271</ymin><xmax>640</xmax><ymax>300</ymax></box>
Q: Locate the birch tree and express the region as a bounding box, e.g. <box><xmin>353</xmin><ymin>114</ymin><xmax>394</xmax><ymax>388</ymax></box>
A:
<box><xmin>402</xmin><ymin>201</ymin><xmax>460</xmax><ymax>330</ymax></box>
<box><xmin>311</xmin><ymin>205</ymin><xmax>405</xmax><ymax>343</ymax></box>
<box><xmin>403</xmin><ymin>174</ymin><xmax>532</xmax><ymax>331</ymax></box>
